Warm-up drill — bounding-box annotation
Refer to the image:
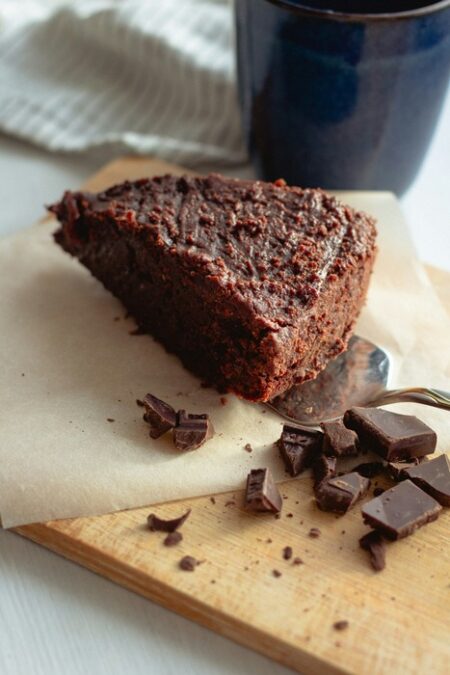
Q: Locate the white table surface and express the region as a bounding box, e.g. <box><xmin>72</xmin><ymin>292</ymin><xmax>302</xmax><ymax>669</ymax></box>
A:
<box><xmin>0</xmin><ymin>83</ymin><xmax>449</xmax><ymax>675</ymax></box>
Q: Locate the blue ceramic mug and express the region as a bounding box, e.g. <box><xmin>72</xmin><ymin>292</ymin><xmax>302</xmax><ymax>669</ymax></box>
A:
<box><xmin>235</xmin><ymin>0</ymin><xmax>450</xmax><ymax>194</ymax></box>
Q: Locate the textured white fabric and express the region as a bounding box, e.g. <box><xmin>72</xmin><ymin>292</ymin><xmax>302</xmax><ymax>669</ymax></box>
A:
<box><xmin>0</xmin><ymin>0</ymin><xmax>246</xmax><ymax>165</ymax></box>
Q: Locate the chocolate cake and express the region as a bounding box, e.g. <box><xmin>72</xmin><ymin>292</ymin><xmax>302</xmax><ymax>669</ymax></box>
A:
<box><xmin>51</xmin><ymin>174</ymin><xmax>377</xmax><ymax>401</ymax></box>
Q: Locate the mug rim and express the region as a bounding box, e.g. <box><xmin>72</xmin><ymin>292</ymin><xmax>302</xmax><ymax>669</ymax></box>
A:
<box><xmin>265</xmin><ymin>0</ymin><xmax>450</xmax><ymax>21</ymax></box>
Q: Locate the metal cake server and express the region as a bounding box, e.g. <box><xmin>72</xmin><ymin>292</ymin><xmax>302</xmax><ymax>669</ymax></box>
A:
<box><xmin>268</xmin><ymin>335</ymin><xmax>450</xmax><ymax>426</ymax></box>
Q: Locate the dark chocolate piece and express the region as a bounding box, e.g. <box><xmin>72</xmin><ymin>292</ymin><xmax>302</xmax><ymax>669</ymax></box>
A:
<box><xmin>293</xmin><ymin>557</ymin><xmax>303</xmax><ymax>565</ymax></box>
<box><xmin>373</xmin><ymin>487</ymin><xmax>385</xmax><ymax>497</ymax></box>
<box><xmin>313</xmin><ymin>454</ymin><xmax>337</xmax><ymax>486</ymax></box>
<box><xmin>362</xmin><ymin>480</ymin><xmax>442</xmax><ymax>540</ymax></box>
<box><xmin>308</xmin><ymin>527</ymin><xmax>321</xmax><ymax>538</ymax></box>
<box><xmin>333</xmin><ymin>621</ymin><xmax>349</xmax><ymax>631</ymax></box>
<box><xmin>404</xmin><ymin>454</ymin><xmax>450</xmax><ymax>506</ymax></box>
<box><xmin>142</xmin><ymin>393</ymin><xmax>177</xmax><ymax>439</ymax></box>
<box><xmin>244</xmin><ymin>443</ymin><xmax>253</xmax><ymax>453</ymax></box>
<box><xmin>147</xmin><ymin>508</ymin><xmax>191</xmax><ymax>532</ymax></box>
<box><xmin>282</xmin><ymin>546</ymin><xmax>293</xmax><ymax>560</ymax></box>
<box><xmin>164</xmin><ymin>531</ymin><xmax>183</xmax><ymax>547</ymax></box>
<box><xmin>352</xmin><ymin>461</ymin><xmax>385</xmax><ymax>478</ymax></box>
<box><xmin>321</xmin><ymin>419</ymin><xmax>359</xmax><ymax>457</ymax></box>
<box><xmin>173</xmin><ymin>410</ymin><xmax>214</xmax><ymax>451</ymax></box>
<box><xmin>359</xmin><ymin>530</ymin><xmax>386</xmax><ymax>571</ymax></box>
<box><xmin>344</xmin><ymin>407</ymin><xmax>437</xmax><ymax>461</ymax></box>
<box><xmin>179</xmin><ymin>555</ymin><xmax>198</xmax><ymax>571</ymax></box>
<box><xmin>387</xmin><ymin>457</ymin><xmax>422</xmax><ymax>481</ymax></box>
<box><xmin>245</xmin><ymin>468</ymin><xmax>282</xmax><ymax>513</ymax></box>
<box><xmin>315</xmin><ymin>472</ymin><xmax>370</xmax><ymax>514</ymax></box>
<box><xmin>272</xmin><ymin>569</ymin><xmax>282</xmax><ymax>578</ymax></box>
<box><xmin>51</xmin><ymin>174</ymin><xmax>377</xmax><ymax>402</ymax></box>
<box><xmin>278</xmin><ymin>425</ymin><xmax>323</xmax><ymax>476</ymax></box>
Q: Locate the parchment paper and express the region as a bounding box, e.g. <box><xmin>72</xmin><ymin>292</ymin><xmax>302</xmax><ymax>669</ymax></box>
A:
<box><xmin>1</xmin><ymin>190</ymin><xmax>449</xmax><ymax>528</ymax></box>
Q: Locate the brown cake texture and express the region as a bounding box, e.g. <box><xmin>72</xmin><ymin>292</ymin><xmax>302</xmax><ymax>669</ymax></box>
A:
<box><xmin>50</xmin><ymin>173</ymin><xmax>377</xmax><ymax>401</ymax></box>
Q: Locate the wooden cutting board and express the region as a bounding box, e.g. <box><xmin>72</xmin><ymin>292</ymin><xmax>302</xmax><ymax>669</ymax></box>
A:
<box><xmin>15</xmin><ymin>157</ymin><xmax>450</xmax><ymax>675</ymax></box>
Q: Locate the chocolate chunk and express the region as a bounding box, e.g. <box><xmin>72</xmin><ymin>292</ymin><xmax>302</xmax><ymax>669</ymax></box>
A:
<box><xmin>292</xmin><ymin>557</ymin><xmax>303</xmax><ymax>565</ymax></box>
<box><xmin>315</xmin><ymin>472</ymin><xmax>370</xmax><ymax>514</ymax></box>
<box><xmin>333</xmin><ymin>620</ymin><xmax>349</xmax><ymax>631</ymax></box>
<box><xmin>308</xmin><ymin>527</ymin><xmax>321</xmax><ymax>538</ymax></box>
<box><xmin>142</xmin><ymin>393</ymin><xmax>177</xmax><ymax>439</ymax></box>
<box><xmin>272</xmin><ymin>569</ymin><xmax>282</xmax><ymax>578</ymax></box>
<box><xmin>277</xmin><ymin>424</ymin><xmax>323</xmax><ymax>476</ymax></box>
<box><xmin>245</xmin><ymin>468</ymin><xmax>282</xmax><ymax>513</ymax></box>
<box><xmin>359</xmin><ymin>530</ymin><xmax>386</xmax><ymax>571</ymax></box>
<box><xmin>362</xmin><ymin>480</ymin><xmax>442</xmax><ymax>540</ymax></box>
<box><xmin>244</xmin><ymin>443</ymin><xmax>253</xmax><ymax>453</ymax></box>
<box><xmin>404</xmin><ymin>454</ymin><xmax>450</xmax><ymax>506</ymax></box>
<box><xmin>321</xmin><ymin>419</ymin><xmax>359</xmax><ymax>457</ymax></box>
<box><xmin>173</xmin><ymin>410</ymin><xmax>214</xmax><ymax>450</ymax></box>
<box><xmin>352</xmin><ymin>461</ymin><xmax>385</xmax><ymax>478</ymax></box>
<box><xmin>282</xmin><ymin>546</ymin><xmax>293</xmax><ymax>560</ymax></box>
<box><xmin>344</xmin><ymin>407</ymin><xmax>437</xmax><ymax>461</ymax></box>
<box><xmin>179</xmin><ymin>555</ymin><xmax>198</xmax><ymax>571</ymax></box>
<box><xmin>164</xmin><ymin>531</ymin><xmax>183</xmax><ymax>547</ymax></box>
<box><xmin>313</xmin><ymin>454</ymin><xmax>337</xmax><ymax>486</ymax></box>
<box><xmin>147</xmin><ymin>508</ymin><xmax>191</xmax><ymax>532</ymax></box>
<box><xmin>387</xmin><ymin>457</ymin><xmax>423</xmax><ymax>481</ymax></box>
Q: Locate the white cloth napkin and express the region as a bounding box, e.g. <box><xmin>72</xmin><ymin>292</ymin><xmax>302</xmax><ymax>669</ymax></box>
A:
<box><xmin>0</xmin><ymin>0</ymin><xmax>246</xmax><ymax>166</ymax></box>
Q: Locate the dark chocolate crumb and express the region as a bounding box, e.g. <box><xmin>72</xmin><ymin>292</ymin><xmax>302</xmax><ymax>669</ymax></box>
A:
<box><xmin>283</xmin><ymin>546</ymin><xmax>293</xmax><ymax>560</ymax></box>
<box><xmin>272</xmin><ymin>569</ymin><xmax>282</xmax><ymax>578</ymax></box>
<box><xmin>341</xmin><ymin>530</ymin><xmax>346</xmax><ymax>534</ymax></box>
<box><xmin>309</xmin><ymin>527</ymin><xmax>321</xmax><ymax>538</ymax></box>
<box><xmin>164</xmin><ymin>531</ymin><xmax>183</xmax><ymax>547</ymax></box>
<box><xmin>373</xmin><ymin>487</ymin><xmax>385</xmax><ymax>497</ymax></box>
<box><xmin>286</xmin><ymin>513</ymin><xmax>293</xmax><ymax>518</ymax></box>
<box><xmin>107</xmin><ymin>418</ymin><xmax>115</xmax><ymax>423</ymax></box>
<box><xmin>293</xmin><ymin>557</ymin><xmax>304</xmax><ymax>565</ymax></box>
<box><xmin>244</xmin><ymin>443</ymin><xmax>253</xmax><ymax>453</ymax></box>
<box><xmin>333</xmin><ymin>621</ymin><xmax>349</xmax><ymax>631</ymax></box>
<box><xmin>275</xmin><ymin>514</ymin><xmax>281</xmax><ymax>519</ymax></box>
<box><xmin>136</xmin><ymin>399</ymin><xmax>144</xmax><ymax>407</ymax></box>
<box><xmin>210</xmin><ymin>496</ymin><xmax>216</xmax><ymax>504</ymax></box>
<box><xmin>225</xmin><ymin>500</ymin><xmax>236</xmax><ymax>507</ymax></box>
<box><xmin>266</xmin><ymin>538</ymin><xmax>273</xmax><ymax>543</ymax></box>
<box><xmin>210</xmin><ymin>580</ymin><xmax>216</xmax><ymax>584</ymax></box>
<box><xmin>179</xmin><ymin>555</ymin><xmax>198</xmax><ymax>571</ymax></box>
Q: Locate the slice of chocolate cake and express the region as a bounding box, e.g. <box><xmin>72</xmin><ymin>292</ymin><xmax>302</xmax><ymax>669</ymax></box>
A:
<box><xmin>50</xmin><ymin>174</ymin><xmax>377</xmax><ymax>401</ymax></box>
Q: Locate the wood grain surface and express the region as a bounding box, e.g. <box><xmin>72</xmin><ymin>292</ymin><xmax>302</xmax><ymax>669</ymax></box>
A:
<box><xmin>16</xmin><ymin>157</ymin><xmax>450</xmax><ymax>675</ymax></box>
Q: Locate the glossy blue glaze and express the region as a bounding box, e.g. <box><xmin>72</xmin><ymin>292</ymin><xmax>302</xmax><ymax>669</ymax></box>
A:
<box><xmin>236</xmin><ymin>0</ymin><xmax>450</xmax><ymax>193</ymax></box>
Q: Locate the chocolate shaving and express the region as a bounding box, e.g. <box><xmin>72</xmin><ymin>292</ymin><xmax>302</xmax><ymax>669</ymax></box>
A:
<box><xmin>147</xmin><ymin>508</ymin><xmax>191</xmax><ymax>533</ymax></box>
<box><xmin>359</xmin><ymin>530</ymin><xmax>386</xmax><ymax>571</ymax></box>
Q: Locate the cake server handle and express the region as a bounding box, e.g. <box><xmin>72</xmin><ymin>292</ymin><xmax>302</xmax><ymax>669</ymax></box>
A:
<box><xmin>367</xmin><ymin>387</ymin><xmax>450</xmax><ymax>411</ymax></box>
